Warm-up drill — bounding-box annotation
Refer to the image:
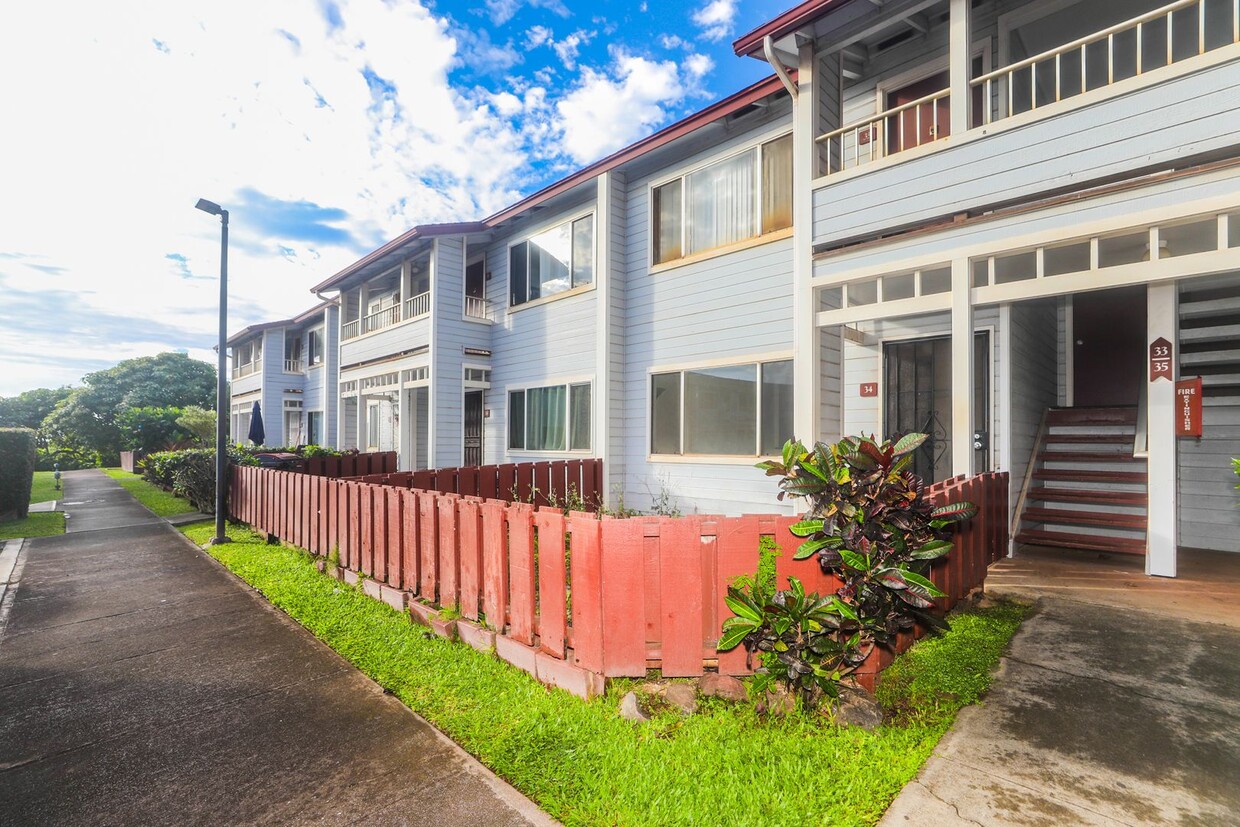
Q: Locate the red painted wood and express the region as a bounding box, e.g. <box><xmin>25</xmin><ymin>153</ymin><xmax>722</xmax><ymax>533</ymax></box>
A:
<box><xmin>548</xmin><ymin>460</ymin><xmax>567</xmax><ymax>503</ymax></box>
<box><xmin>659</xmin><ymin>517</ymin><xmax>705</xmax><ymax>677</ymax></box>
<box><xmin>480</xmin><ymin>501</ymin><xmax>508</xmax><ymax>633</ymax></box>
<box><xmin>437</xmin><ymin>497</ymin><xmax>460</xmax><ymax>610</ymax></box>
<box><xmin>716</xmin><ymin>516</ymin><xmax>759</xmax><ymax>676</ymax></box>
<box><xmin>516</xmin><ymin>465</ymin><xmax>534</xmax><ymax>504</ymax></box>
<box><xmin>459</xmin><ymin>466</ymin><xmax>478</xmax><ymax>498</ymax></box>
<box><xmin>506</xmin><ymin>505</ymin><xmax>536</xmax><ymax>645</ymax></box>
<box><xmin>534</xmin><ymin>510</ymin><xmax>567</xmax><ymax>658</ymax></box>
<box><xmin>418</xmin><ymin>492</ymin><xmax>438</xmax><ymax>601</ymax></box>
<box><xmin>534</xmin><ymin>463</ymin><xmax>552</xmax><ymax>507</ymax></box>
<box><xmin>360</xmin><ymin>484</ymin><xmax>374</xmax><ymax>577</ymax></box>
<box><xmin>457</xmin><ymin>500</ymin><xmax>482</xmax><ymax>620</ymax></box>
<box><xmin>498</xmin><ymin>465</ymin><xmax>516</xmax><ymax>501</ymax></box>
<box><xmin>386</xmin><ymin>487</ymin><xmax>403</xmax><ymax>587</ymax></box>
<box><xmin>479</xmin><ymin>468</ymin><xmax>498</xmax><ymax>500</ymax></box>
<box><xmin>568</xmin><ymin>515</ymin><xmax>603</xmax><ymax>673</ymax></box>
<box><xmin>598</xmin><ymin>518</ymin><xmax>646</xmax><ymax>677</ymax></box>
<box><xmin>400</xmin><ymin>488</ymin><xmax>418</xmax><ymax>589</ymax></box>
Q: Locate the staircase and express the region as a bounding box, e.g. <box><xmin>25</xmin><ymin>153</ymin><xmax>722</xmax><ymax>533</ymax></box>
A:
<box><xmin>1014</xmin><ymin>406</ymin><xmax>1147</xmax><ymax>555</ymax></box>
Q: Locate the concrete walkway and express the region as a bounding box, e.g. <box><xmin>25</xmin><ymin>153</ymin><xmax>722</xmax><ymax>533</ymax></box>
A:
<box><xmin>0</xmin><ymin>470</ymin><xmax>556</xmax><ymax>826</ymax></box>
<box><xmin>881</xmin><ymin>594</ymin><xmax>1240</xmax><ymax>826</ymax></box>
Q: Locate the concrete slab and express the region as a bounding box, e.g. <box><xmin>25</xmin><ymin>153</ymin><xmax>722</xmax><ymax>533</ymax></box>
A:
<box><xmin>0</xmin><ymin>469</ymin><xmax>557</xmax><ymax>826</ymax></box>
<box><xmin>880</xmin><ymin>600</ymin><xmax>1240</xmax><ymax>827</ymax></box>
<box><xmin>27</xmin><ymin>500</ymin><xmax>59</xmax><ymax>513</ymax></box>
<box><xmin>163</xmin><ymin>511</ymin><xmax>211</xmax><ymax>526</ymax></box>
<box><xmin>61</xmin><ymin>469</ymin><xmax>162</xmax><ymax>532</ymax></box>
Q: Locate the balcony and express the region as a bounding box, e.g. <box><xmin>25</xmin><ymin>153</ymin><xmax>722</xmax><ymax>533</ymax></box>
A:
<box><xmin>810</xmin><ymin>0</ymin><xmax>1240</xmax><ymax>246</ymax></box>
<box><xmin>284</xmin><ymin>358</ymin><xmax>304</xmax><ymax>374</ymax></box>
<box><xmin>342</xmin><ymin>291</ymin><xmax>431</xmax><ymax>341</ymax></box>
<box><xmin>816</xmin><ymin>0</ymin><xmax>1239</xmax><ymax>179</ymax></box>
<box><xmin>231</xmin><ymin>361</ymin><xmax>259</xmax><ymax>379</ymax></box>
<box><xmin>464</xmin><ymin>295</ymin><xmax>490</xmax><ymax>321</ymax></box>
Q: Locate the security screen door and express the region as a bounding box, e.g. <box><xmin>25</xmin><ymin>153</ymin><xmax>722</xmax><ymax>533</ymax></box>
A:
<box><xmin>883</xmin><ymin>332</ymin><xmax>989</xmax><ymax>483</ymax></box>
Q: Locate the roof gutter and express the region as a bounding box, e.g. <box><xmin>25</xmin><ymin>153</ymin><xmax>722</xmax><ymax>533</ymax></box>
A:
<box><xmin>764</xmin><ymin>35</ymin><xmax>798</xmax><ymax>100</ymax></box>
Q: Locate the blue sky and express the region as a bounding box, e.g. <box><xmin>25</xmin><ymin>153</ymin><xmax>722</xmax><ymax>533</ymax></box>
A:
<box><xmin>0</xmin><ymin>0</ymin><xmax>786</xmax><ymax>396</ymax></box>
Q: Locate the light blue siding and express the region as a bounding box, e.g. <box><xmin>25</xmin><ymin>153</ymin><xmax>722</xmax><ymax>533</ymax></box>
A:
<box><xmin>431</xmin><ymin>235</ymin><xmax>492</xmax><ymax>467</ymax></box>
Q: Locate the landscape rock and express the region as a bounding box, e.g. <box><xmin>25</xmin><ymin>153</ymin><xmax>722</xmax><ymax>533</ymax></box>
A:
<box><xmin>664</xmin><ymin>684</ymin><xmax>698</xmax><ymax>714</ymax></box>
<box><xmin>639</xmin><ymin>682</ymin><xmax>667</xmax><ymax>697</ymax></box>
<box><xmin>619</xmin><ymin>691</ymin><xmax>651</xmax><ymax>722</ymax></box>
<box><xmin>762</xmin><ymin>685</ymin><xmax>795</xmax><ymax>716</ymax></box>
<box><xmin>834</xmin><ymin>685</ymin><xmax>884</xmax><ymax>730</ymax></box>
<box><xmin>699</xmin><ymin>673</ymin><xmax>747</xmax><ymax>702</ymax></box>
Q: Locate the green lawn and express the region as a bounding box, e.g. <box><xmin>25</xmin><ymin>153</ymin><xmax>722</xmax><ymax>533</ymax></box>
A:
<box><xmin>182</xmin><ymin>520</ymin><xmax>1028</xmax><ymax>827</ymax></box>
<box><xmin>102</xmin><ymin>469</ymin><xmax>197</xmax><ymax>517</ymax></box>
<box><xmin>0</xmin><ymin>512</ymin><xmax>65</xmax><ymax>541</ymax></box>
<box><xmin>29</xmin><ymin>471</ymin><xmax>61</xmax><ymax>504</ymax></box>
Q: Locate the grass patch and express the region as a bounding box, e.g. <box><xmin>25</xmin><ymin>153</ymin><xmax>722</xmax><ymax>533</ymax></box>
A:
<box><xmin>182</xmin><ymin>520</ymin><xmax>1027</xmax><ymax>827</ymax></box>
<box><xmin>29</xmin><ymin>471</ymin><xmax>61</xmax><ymax>504</ymax></box>
<box><xmin>0</xmin><ymin>512</ymin><xmax>65</xmax><ymax>540</ymax></box>
<box><xmin>102</xmin><ymin>468</ymin><xmax>196</xmax><ymax>517</ymax></box>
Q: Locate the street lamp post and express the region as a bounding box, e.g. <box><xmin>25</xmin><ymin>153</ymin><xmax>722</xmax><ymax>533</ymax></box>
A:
<box><xmin>195</xmin><ymin>197</ymin><xmax>231</xmax><ymax>545</ymax></box>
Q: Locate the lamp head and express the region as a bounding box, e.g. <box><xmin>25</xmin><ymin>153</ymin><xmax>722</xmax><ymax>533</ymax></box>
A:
<box><xmin>195</xmin><ymin>198</ymin><xmax>224</xmax><ymax>216</ymax></box>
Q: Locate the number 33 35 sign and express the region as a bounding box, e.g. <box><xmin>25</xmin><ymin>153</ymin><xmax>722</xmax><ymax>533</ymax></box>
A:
<box><xmin>1149</xmin><ymin>337</ymin><xmax>1172</xmax><ymax>381</ymax></box>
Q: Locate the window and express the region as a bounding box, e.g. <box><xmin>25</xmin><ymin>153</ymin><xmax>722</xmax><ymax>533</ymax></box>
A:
<box><xmin>508</xmin><ymin>382</ymin><xmax>592</xmax><ymax>451</ymax></box>
<box><xmin>307</xmin><ymin>327</ymin><xmax>324</xmax><ymax>366</ymax></box>
<box><xmin>650</xmin><ymin>359</ymin><xmax>793</xmax><ymax>456</ymax></box>
<box><xmin>652</xmin><ymin>134</ymin><xmax>792</xmax><ymax>265</ymax></box>
<box><xmin>509</xmin><ymin>215</ymin><xmax>594</xmax><ymax>306</ymax></box>
<box><xmin>306</xmin><ymin>411</ymin><xmax>323</xmax><ymax>446</ymax></box>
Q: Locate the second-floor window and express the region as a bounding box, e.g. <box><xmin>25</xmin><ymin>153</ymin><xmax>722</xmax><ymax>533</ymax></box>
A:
<box><xmin>307</xmin><ymin>327</ymin><xmax>323</xmax><ymax>366</ymax></box>
<box><xmin>509</xmin><ymin>214</ymin><xmax>594</xmax><ymax>307</ymax></box>
<box><xmin>652</xmin><ymin>134</ymin><xmax>792</xmax><ymax>266</ymax></box>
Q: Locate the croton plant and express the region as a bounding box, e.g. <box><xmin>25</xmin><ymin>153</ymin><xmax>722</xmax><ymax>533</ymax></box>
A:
<box><xmin>719</xmin><ymin>433</ymin><xmax>976</xmax><ymax>706</ymax></box>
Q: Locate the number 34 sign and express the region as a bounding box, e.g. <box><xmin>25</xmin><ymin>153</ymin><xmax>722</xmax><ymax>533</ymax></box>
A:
<box><xmin>1149</xmin><ymin>337</ymin><xmax>1173</xmax><ymax>381</ymax></box>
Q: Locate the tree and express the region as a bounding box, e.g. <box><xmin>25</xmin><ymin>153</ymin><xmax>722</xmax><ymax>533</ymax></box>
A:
<box><xmin>117</xmin><ymin>406</ymin><xmax>191</xmax><ymax>454</ymax></box>
<box><xmin>0</xmin><ymin>387</ymin><xmax>73</xmax><ymax>431</ymax></box>
<box><xmin>176</xmin><ymin>405</ymin><xmax>217</xmax><ymax>447</ymax></box>
<box><xmin>41</xmin><ymin>353</ymin><xmax>216</xmax><ymax>466</ymax></box>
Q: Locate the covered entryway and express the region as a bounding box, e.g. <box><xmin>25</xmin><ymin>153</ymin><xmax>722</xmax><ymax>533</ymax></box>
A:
<box><xmin>463</xmin><ymin>390</ymin><xmax>483</xmax><ymax>466</ymax></box>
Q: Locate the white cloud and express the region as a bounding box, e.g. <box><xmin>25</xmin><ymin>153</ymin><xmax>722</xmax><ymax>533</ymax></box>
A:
<box><xmin>525</xmin><ymin>25</ymin><xmax>553</xmax><ymax>48</ymax></box>
<box><xmin>553</xmin><ymin>50</ymin><xmax>700</xmax><ymax>165</ymax></box>
<box><xmin>659</xmin><ymin>34</ymin><xmax>688</xmax><ymax>50</ymax></box>
<box><xmin>692</xmin><ymin>0</ymin><xmax>738</xmax><ymax>42</ymax></box>
<box><xmin>684</xmin><ymin>53</ymin><xmax>714</xmax><ymax>78</ymax></box>
<box><xmin>483</xmin><ymin>0</ymin><xmax>570</xmax><ymax>27</ymax></box>
<box><xmin>552</xmin><ymin>30</ymin><xmax>595</xmax><ymax>71</ymax></box>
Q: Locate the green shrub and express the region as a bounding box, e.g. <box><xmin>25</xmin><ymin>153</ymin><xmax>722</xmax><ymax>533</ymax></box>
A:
<box><xmin>141</xmin><ymin>447</ymin><xmax>258</xmax><ymax>513</ymax></box>
<box><xmin>0</xmin><ymin>428</ymin><xmax>37</xmax><ymax>521</ymax></box>
<box><xmin>719</xmin><ymin>434</ymin><xmax>976</xmax><ymax>707</ymax></box>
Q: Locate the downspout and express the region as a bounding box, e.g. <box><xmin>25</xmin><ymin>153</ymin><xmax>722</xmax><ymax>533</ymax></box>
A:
<box><xmin>764</xmin><ymin>35</ymin><xmax>798</xmax><ymax>100</ymax></box>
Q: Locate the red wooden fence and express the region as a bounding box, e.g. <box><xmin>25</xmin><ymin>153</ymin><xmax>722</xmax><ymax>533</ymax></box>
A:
<box><xmin>302</xmin><ymin>451</ymin><xmax>398</xmax><ymax>478</ymax></box>
<box><xmin>231</xmin><ymin>466</ymin><xmax>1008</xmax><ymax>693</ymax></box>
<box><xmin>346</xmin><ymin>458</ymin><xmax>604</xmax><ymax>511</ymax></box>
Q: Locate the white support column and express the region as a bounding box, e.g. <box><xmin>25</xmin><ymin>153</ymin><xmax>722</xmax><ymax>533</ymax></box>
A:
<box><xmin>426</xmin><ymin>239</ymin><xmax>438</xmax><ymax>466</ymax></box>
<box><xmin>594</xmin><ymin>172</ymin><xmax>613</xmax><ymax>503</ymax></box>
<box><xmin>949</xmin><ymin>0</ymin><xmax>973</xmax><ymax>136</ymax></box>
<box><xmin>1146</xmin><ymin>282</ymin><xmax>1178</xmax><ymax>577</ymax></box>
<box><xmin>399</xmin><ymin>260</ymin><xmax>409</xmax><ymax>309</ymax></box>
<box><xmin>792</xmin><ymin>40</ymin><xmax>820</xmax><ymax>447</ymax></box>
<box><xmin>951</xmin><ymin>257</ymin><xmax>974</xmax><ymax>477</ymax></box>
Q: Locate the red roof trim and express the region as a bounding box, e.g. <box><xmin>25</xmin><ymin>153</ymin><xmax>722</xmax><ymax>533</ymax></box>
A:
<box><xmin>311</xmin><ymin>74</ymin><xmax>791</xmax><ymax>293</ymax></box>
<box><xmin>732</xmin><ymin>0</ymin><xmax>855</xmax><ymax>57</ymax></box>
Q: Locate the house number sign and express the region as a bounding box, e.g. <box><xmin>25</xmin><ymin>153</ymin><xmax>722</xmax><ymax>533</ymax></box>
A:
<box><xmin>1175</xmin><ymin>377</ymin><xmax>1202</xmax><ymax>438</ymax></box>
<box><xmin>859</xmin><ymin>382</ymin><xmax>878</xmax><ymax>397</ymax></box>
<box><xmin>1149</xmin><ymin>337</ymin><xmax>1172</xmax><ymax>381</ymax></box>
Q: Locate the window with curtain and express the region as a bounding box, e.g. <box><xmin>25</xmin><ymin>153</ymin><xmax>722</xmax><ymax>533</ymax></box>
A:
<box><xmin>651</xmin><ymin>134</ymin><xmax>792</xmax><ymax>265</ymax></box>
<box><xmin>307</xmin><ymin>327</ymin><xmax>323</xmax><ymax>366</ymax></box>
<box><xmin>508</xmin><ymin>382</ymin><xmax>591</xmax><ymax>451</ymax></box>
<box><xmin>509</xmin><ymin>214</ymin><xmax>595</xmax><ymax>307</ymax></box>
<box><xmin>650</xmin><ymin>359</ymin><xmax>792</xmax><ymax>456</ymax></box>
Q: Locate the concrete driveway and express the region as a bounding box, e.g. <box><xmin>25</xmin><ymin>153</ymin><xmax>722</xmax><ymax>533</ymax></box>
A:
<box><xmin>0</xmin><ymin>470</ymin><xmax>556</xmax><ymax>826</ymax></box>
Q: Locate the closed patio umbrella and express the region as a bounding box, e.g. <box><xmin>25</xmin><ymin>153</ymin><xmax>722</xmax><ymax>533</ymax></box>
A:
<box><xmin>248</xmin><ymin>401</ymin><xmax>266</xmax><ymax>446</ymax></box>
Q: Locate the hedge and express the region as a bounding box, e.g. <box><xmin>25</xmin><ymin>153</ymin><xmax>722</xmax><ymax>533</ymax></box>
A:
<box><xmin>0</xmin><ymin>428</ymin><xmax>37</xmax><ymax>521</ymax></box>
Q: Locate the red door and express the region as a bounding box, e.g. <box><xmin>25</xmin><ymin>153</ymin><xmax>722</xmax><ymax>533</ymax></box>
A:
<box><xmin>886</xmin><ymin>70</ymin><xmax>951</xmax><ymax>154</ymax></box>
<box><xmin>1073</xmin><ymin>287</ymin><xmax>1147</xmax><ymax>407</ymax></box>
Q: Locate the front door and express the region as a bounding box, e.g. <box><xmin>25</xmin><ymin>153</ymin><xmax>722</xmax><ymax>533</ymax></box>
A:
<box><xmin>1073</xmin><ymin>287</ymin><xmax>1147</xmax><ymax>407</ymax></box>
<box><xmin>884</xmin><ymin>332</ymin><xmax>990</xmax><ymax>483</ymax></box>
<box><xmin>463</xmin><ymin>391</ymin><xmax>483</xmax><ymax>466</ymax></box>
<box><xmin>886</xmin><ymin>70</ymin><xmax>951</xmax><ymax>153</ymax></box>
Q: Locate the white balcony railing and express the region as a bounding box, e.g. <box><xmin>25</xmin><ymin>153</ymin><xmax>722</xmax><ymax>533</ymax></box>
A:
<box><xmin>404</xmin><ymin>291</ymin><xmax>431</xmax><ymax>320</ymax></box>
<box><xmin>817</xmin><ymin>0</ymin><xmax>1239</xmax><ymax>176</ymax></box>
<box><xmin>974</xmin><ymin>0</ymin><xmax>1238</xmax><ymax>124</ymax></box>
<box><xmin>284</xmin><ymin>358</ymin><xmax>304</xmax><ymax>374</ymax></box>
<box><xmin>231</xmin><ymin>361</ymin><xmax>259</xmax><ymax>379</ymax></box>
<box><xmin>342</xmin><ymin>319</ymin><xmax>361</xmax><ymax>340</ymax></box>
<box><xmin>363</xmin><ymin>303</ymin><xmax>401</xmax><ymax>334</ymax></box>
<box><xmin>464</xmin><ymin>295</ymin><xmax>490</xmax><ymax>320</ymax></box>
<box><xmin>817</xmin><ymin>87</ymin><xmax>950</xmax><ymax>175</ymax></box>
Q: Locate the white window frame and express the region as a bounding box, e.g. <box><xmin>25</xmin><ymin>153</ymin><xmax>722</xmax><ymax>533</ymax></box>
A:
<box><xmin>648</xmin><ymin>131</ymin><xmax>793</xmax><ymax>270</ymax></box>
<box><xmin>646</xmin><ymin>352</ymin><xmax>795</xmax><ymax>463</ymax></box>
<box><xmin>506</xmin><ymin>376</ymin><xmax>594</xmax><ymax>455</ymax></box>
<box><xmin>306</xmin><ymin>326</ymin><xmax>325</xmax><ymax>367</ymax></box>
<box><xmin>506</xmin><ymin>208</ymin><xmax>597</xmax><ymax>311</ymax></box>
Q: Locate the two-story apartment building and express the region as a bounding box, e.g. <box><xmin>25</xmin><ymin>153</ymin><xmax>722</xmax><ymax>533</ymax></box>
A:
<box><xmin>228</xmin><ymin>300</ymin><xmax>339</xmax><ymax>447</ymax></box>
<box><xmin>735</xmin><ymin>0</ymin><xmax>1240</xmax><ymax>572</ymax></box>
<box><xmin>264</xmin><ymin>0</ymin><xmax>1238</xmax><ymax>577</ymax></box>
